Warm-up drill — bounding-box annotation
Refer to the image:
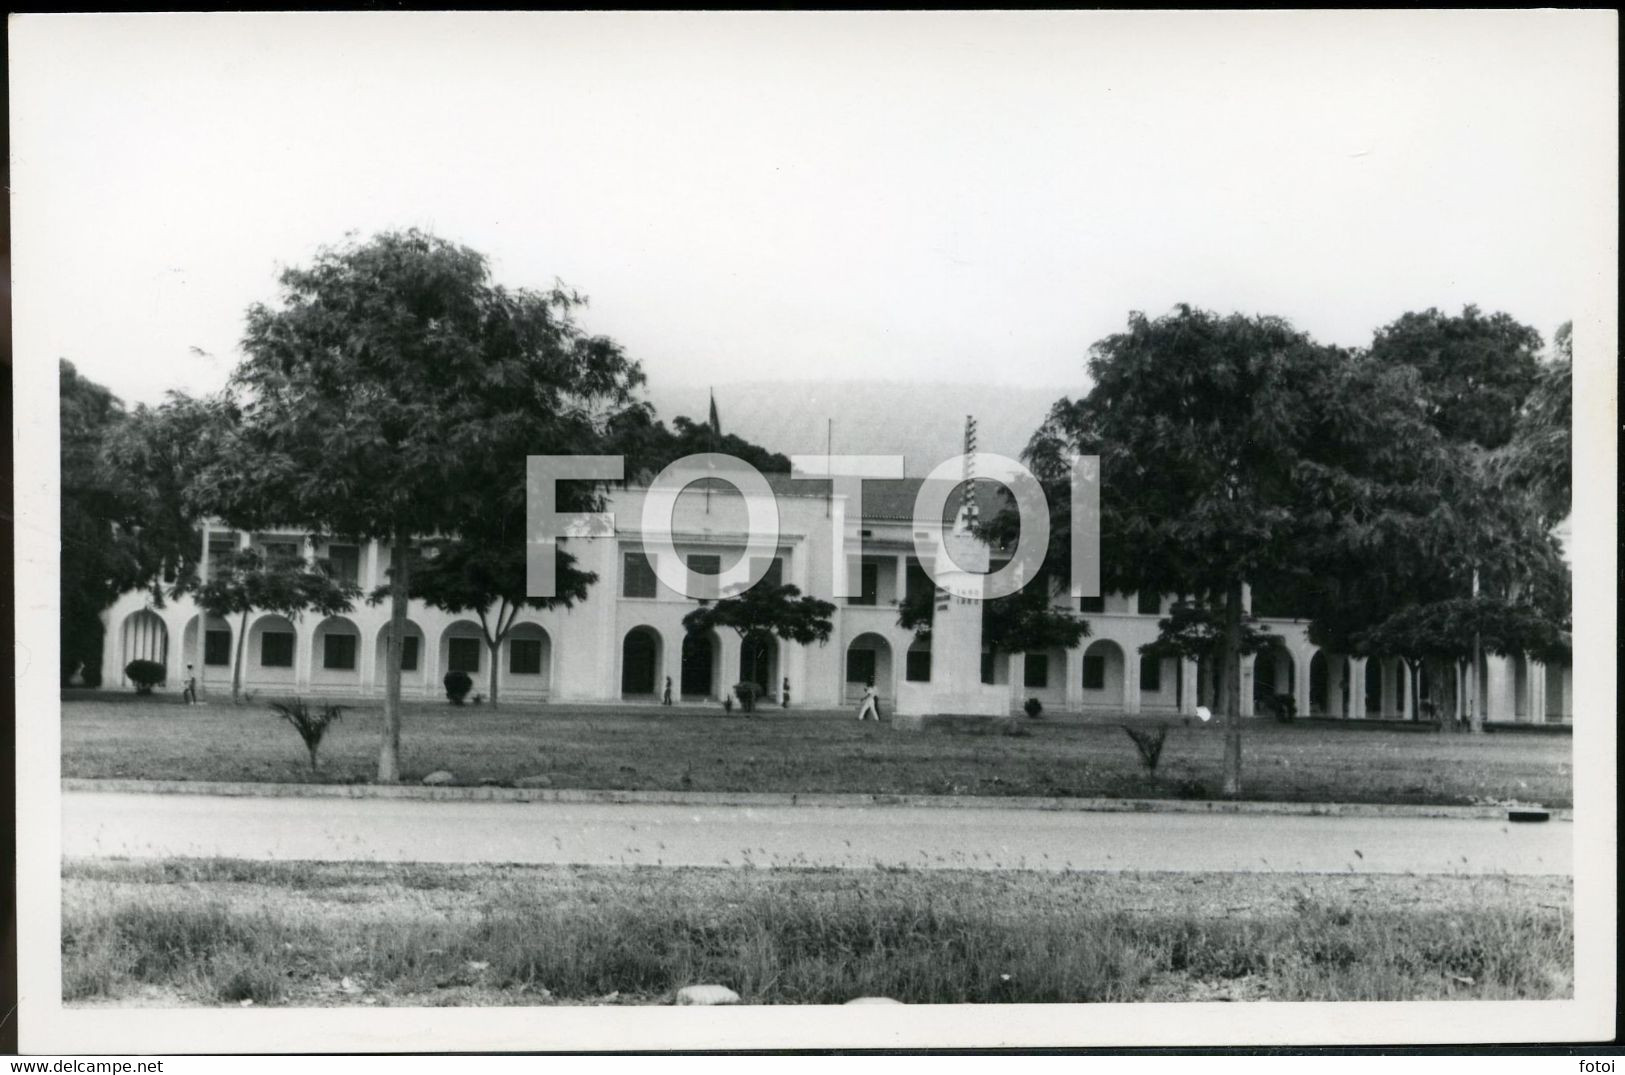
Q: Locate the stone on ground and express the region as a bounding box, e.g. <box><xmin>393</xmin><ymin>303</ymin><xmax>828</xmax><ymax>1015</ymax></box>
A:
<box><xmin>844</xmin><ymin>997</ymin><xmax>904</xmax><ymax>1005</ymax></box>
<box><xmin>675</xmin><ymin>984</ymin><xmax>740</xmax><ymax>1006</ymax></box>
<box><xmin>421</xmin><ymin>771</ymin><xmax>456</xmax><ymax>786</ymax></box>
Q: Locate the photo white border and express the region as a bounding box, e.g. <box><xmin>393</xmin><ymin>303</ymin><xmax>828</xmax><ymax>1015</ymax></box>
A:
<box><xmin>10</xmin><ymin>9</ymin><xmax>1617</xmax><ymax>1053</ymax></box>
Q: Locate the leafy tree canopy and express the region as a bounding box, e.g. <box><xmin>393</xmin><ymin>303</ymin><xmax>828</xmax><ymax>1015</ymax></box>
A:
<box><xmin>1140</xmin><ymin>601</ymin><xmax>1275</xmax><ymax>661</ymax></box>
<box><xmin>682</xmin><ymin>583</ymin><xmax>836</xmax><ymax>648</ymax></box>
<box><xmin>203</xmin><ymin>229</ymin><xmax>646</xmax><ymax>780</ymax></box>
<box><xmin>1356</xmin><ymin>595</ymin><xmax>1570</xmax><ymax>667</ymax></box>
<box><xmin>605</xmin><ymin>403</ymin><xmax>791</xmax><ymax>482</ymax></box>
<box><xmin>1366</xmin><ymin>305</ymin><xmax>1543</xmax><ymax>451</ymax></box>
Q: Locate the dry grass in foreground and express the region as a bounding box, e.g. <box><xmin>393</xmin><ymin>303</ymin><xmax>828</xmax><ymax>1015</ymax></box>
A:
<box><xmin>63</xmin><ymin>859</ymin><xmax>1572</xmax><ymax>1006</ymax></box>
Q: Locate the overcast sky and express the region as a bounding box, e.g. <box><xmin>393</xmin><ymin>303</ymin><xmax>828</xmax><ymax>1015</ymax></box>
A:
<box><xmin>11</xmin><ymin>11</ymin><xmax>1616</xmax><ymax>419</ymax></box>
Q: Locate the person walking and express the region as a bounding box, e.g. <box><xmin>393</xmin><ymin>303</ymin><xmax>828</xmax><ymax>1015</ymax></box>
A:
<box><xmin>661</xmin><ymin>676</ymin><xmax>673</xmax><ymax>706</ymax></box>
<box><xmin>856</xmin><ymin>680</ymin><xmax>880</xmax><ymax>722</ymax></box>
<box><xmin>182</xmin><ymin>664</ymin><xmax>198</xmax><ymax>705</ymax></box>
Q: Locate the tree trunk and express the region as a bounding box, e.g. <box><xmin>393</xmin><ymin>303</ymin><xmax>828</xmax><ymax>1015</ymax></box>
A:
<box><xmin>308</xmin><ymin>743</ymin><xmax>320</xmax><ymax>772</ymax></box>
<box><xmin>232</xmin><ymin>609</ymin><xmax>249</xmax><ymax>703</ymax></box>
<box><xmin>1221</xmin><ymin>580</ymin><xmax>1244</xmax><ymax>798</ymax></box>
<box><xmin>487</xmin><ymin>637</ymin><xmax>501</xmax><ymax>709</ymax></box>
<box><xmin>379</xmin><ymin>530</ymin><xmax>408</xmax><ymax>783</ymax></box>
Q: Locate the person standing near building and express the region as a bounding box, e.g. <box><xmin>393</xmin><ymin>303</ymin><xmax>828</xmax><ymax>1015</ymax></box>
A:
<box><xmin>856</xmin><ymin>680</ymin><xmax>880</xmax><ymax>722</ymax></box>
<box><xmin>662</xmin><ymin>676</ymin><xmax>673</xmax><ymax>706</ymax></box>
<box><xmin>182</xmin><ymin>664</ymin><xmax>198</xmax><ymax>705</ymax></box>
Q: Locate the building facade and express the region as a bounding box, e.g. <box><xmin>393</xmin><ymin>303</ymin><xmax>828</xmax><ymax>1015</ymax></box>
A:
<box><xmin>99</xmin><ymin>476</ymin><xmax>1573</xmax><ymax>724</ymax></box>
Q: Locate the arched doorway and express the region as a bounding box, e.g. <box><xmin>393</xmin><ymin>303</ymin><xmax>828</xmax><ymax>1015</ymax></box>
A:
<box><xmin>1308</xmin><ymin>651</ymin><xmax>1329</xmax><ymax>715</ymax></box>
<box><xmin>1364</xmin><ymin>658</ymin><xmax>1382</xmax><ymax>717</ymax></box>
<box><xmin>845</xmin><ymin>633</ymin><xmax>893</xmax><ymax>704</ymax></box>
<box><xmin>181</xmin><ymin>613</ymin><xmax>233</xmax><ymax>689</ymax></box>
<box><xmin>680</xmin><ymin>629</ymin><xmax>720</xmax><ymax>700</ymax></box>
<box><xmin>740</xmin><ymin>635</ymin><xmax>779</xmax><ymax>700</ymax></box>
<box><xmin>1080</xmin><ymin>639</ymin><xmax>1126</xmax><ymax>711</ymax></box>
<box><xmin>120</xmin><ymin>610</ymin><xmax>169</xmax><ymax>685</ymax></box>
<box><xmin>621</xmin><ymin>626</ymin><xmax>663</xmax><ymax>699</ymax></box>
<box><xmin>374</xmin><ymin>620</ymin><xmax>427</xmax><ymax>697</ymax></box>
<box><xmin>1251</xmin><ymin>642</ymin><xmax>1296</xmax><ymax>717</ymax></box>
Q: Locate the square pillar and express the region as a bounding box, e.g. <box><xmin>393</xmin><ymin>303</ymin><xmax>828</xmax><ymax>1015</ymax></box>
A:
<box><xmin>1008</xmin><ymin>652</ymin><xmax>1026</xmax><ymax>710</ymax></box>
<box><xmin>1348</xmin><ymin>657</ymin><xmax>1367</xmax><ymax>720</ymax></box>
<box><xmin>1178</xmin><ymin>658</ymin><xmax>1198</xmax><ymax>716</ymax></box>
<box><xmin>1064</xmin><ymin>648</ymin><xmax>1084</xmax><ymax>712</ymax></box>
<box><xmin>1125</xmin><ymin>651</ymin><xmax>1143</xmax><ymax>716</ymax></box>
<box><xmin>1239</xmin><ymin>654</ymin><xmax>1254</xmax><ymax>718</ymax></box>
<box><xmin>663</xmin><ymin>633</ymin><xmax>684</xmax><ymax>703</ymax></box>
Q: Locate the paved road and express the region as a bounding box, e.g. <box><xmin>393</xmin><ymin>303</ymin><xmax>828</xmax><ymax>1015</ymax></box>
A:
<box><xmin>62</xmin><ymin>791</ymin><xmax>1570</xmax><ymax>875</ymax></box>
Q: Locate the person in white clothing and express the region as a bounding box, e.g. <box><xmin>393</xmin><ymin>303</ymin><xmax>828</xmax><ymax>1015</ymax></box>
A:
<box><xmin>856</xmin><ymin>682</ymin><xmax>880</xmax><ymax>721</ymax></box>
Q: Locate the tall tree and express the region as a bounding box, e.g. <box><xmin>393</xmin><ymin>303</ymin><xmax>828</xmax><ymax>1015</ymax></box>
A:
<box><xmin>198</xmin><ymin>229</ymin><xmax>644</xmax><ymax>781</ymax></box>
<box><xmin>1366</xmin><ymin>305</ymin><xmax>1543</xmax><ymax>451</ymax></box>
<box><xmin>1014</xmin><ymin>306</ymin><xmax>1440</xmax><ymax>796</ymax></box>
<box><xmin>1497</xmin><ymin>321</ymin><xmax>1572</xmax><ymax>526</ymax></box>
<box><xmin>194</xmin><ymin>547</ymin><xmax>362</xmax><ymax>702</ymax></box>
<box><xmin>60</xmin><ymin>361</ymin><xmax>134</xmax><ymax>684</ymax></box>
<box><xmin>60</xmin><ymin>364</ymin><xmax>228</xmax><ymax>684</ymax></box>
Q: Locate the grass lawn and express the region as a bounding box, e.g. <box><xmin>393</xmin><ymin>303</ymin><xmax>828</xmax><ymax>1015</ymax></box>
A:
<box><xmin>63</xmin><ymin>857</ymin><xmax>1572</xmax><ymax>1006</ymax></box>
<box><xmin>61</xmin><ymin>693</ymin><xmax>1572</xmax><ymax>806</ymax></box>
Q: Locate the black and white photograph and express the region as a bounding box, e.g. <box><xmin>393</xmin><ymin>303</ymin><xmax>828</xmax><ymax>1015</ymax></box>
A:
<box><xmin>8</xmin><ymin>9</ymin><xmax>1617</xmax><ymax>1056</ymax></box>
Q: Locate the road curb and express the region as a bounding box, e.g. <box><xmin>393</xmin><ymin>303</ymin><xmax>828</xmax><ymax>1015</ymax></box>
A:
<box><xmin>60</xmin><ymin>778</ymin><xmax>1570</xmax><ymax>821</ymax></box>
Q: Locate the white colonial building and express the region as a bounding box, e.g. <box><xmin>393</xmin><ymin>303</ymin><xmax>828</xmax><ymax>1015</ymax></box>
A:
<box><xmin>100</xmin><ymin>474</ymin><xmax>1572</xmax><ymax>724</ymax></box>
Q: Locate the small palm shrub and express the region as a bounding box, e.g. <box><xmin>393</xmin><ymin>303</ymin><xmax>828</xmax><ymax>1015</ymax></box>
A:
<box><xmin>733</xmin><ymin>682</ymin><xmax>760</xmax><ymax>713</ymax></box>
<box><xmin>124</xmin><ymin>659</ymin><xmax>165</xmax><ymax>694</ymax></box>
<box><xmin>269</xmin><ymin>698</ymin><xmax>347</xmax><ymax>772</ymax></box>
<box><xmin>1023</xmin><ymin>696</ymin><xmax>1044</xmax><ymax>718</ymax></box>
<box><xmin>443</xmin><ymin>670</ymin><xmax>473</xmax><ymax>705</ymax></box>
<box><xmin>1122</xmin><ymin>723</ymin><xmax>1169</xmax><ymax>777</ymax></box>
<box><xmin>722</xmin><ymin>695</ymin><xmax>735</xmax><ymax>714</ymax></box>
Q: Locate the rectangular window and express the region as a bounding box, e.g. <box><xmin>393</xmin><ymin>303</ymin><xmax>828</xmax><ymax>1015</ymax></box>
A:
<box><xmin>1082</xmin><ymin>655</ymin><xmax>1106</xmax><ymax>690</ymax></box>
<box><xmin>206</xmin><ymin>537</ymin><xmax>237</xmax><ymax>580</ymax></box>
<box><xmin>1137</xmin><ymin>591</ymin><xmax>1161</xmax><ymax>616</ymax></box>
<box><xmin>750</xmin><ymin>556</ymin><xmax>784</xmax><ymax>590</ymax></box>
<box><xmin>1079</xmin><ymin>595</ymin><xmax>1105</xmax><ymax>614</ymax></box>
<box><xmin>846</xmin><ymin>648</ymin><xmax>876</xmax><ymax>684</ymax></box>
<box><xmin>324</xmin><ymin>544</ymin><xmax>361</xmax><ymax>585</ymax></box>
<box><xmin>400</xmin><ymin>635</ymin><xmax>419</xmax><ymax>672</ymax></box>
<box><xmin>510</xmin><ymin>638</ymin><xmax>543</xmax><ymax>675</ymax></box>
<box><xmin>261</xmin><ymin>540</ymin><xmax>301</xmax><ymax>566</ymax></box>
<box><xmin>1140</xmin><ymin>654</ymin><xmax>1162</xmax><ymax>692</ymax></box>
<box><xmin>448</xmin><ymin>637</ymin><xmax>481</xmax><ymax>673</ymax></box>
<box><xmin>622</xmin><ymin>551</ymin><xmax>657</xmax><ymax>599</ymax></box>
<box><xmin>850</xmin><ymin>561</ymin><xmax>880</xmax><ymax>606</ymax></box>
<box><xmin>1024</xmin><ymin>653</ymin><xmax>1049</xmax><ymax>689</ymax></box>
<box><xmin>260</xmin><ymin>632</ymin><xmax>294</xmax><ymax>668</ymax></box>
<box><xmin>905</xmin><ymin>648</ymin><xmax>931</xmax><ymax>682</ymax></box>
<box><xmin>686</xmin><ymin>553</ymin><xmax>722</xmax><ymax>576</ymax></box>
<box><xmin>905</xmin><ymin>561</ymin><xmax>934</xmax><ymax>603</ymax></box>
<box><xmin>203</xmin><ymin>629</ymin><xmax>232</xmax><ymax>666</ymax></box>
<box><xmin>323</xmin><ymin>633</ymin><xmax>357</xmax><ymax>671</ymax></box>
